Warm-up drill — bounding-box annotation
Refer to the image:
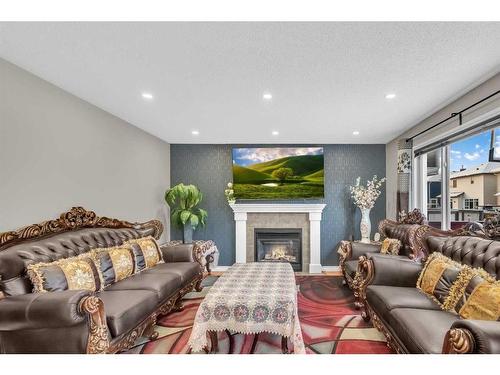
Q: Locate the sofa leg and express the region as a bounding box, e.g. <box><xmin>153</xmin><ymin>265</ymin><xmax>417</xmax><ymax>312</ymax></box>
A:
<box><xmin>172</xmin><ymin>299</ymin><xmax>184</xmax><ymax>312</ymax></box>
<box><xmin>206</xmin><ymin>254</ymin><xmax>214</xmax><ymax>274</ymax></box>
<box><xmin>148</xmin><ymin>331</ymin><xmax>159</xmax><ymax>340</ymax></box>
<box><xmin>361</xmin><ymin>305</ymin><xmax>371</xmax><ymax>322</ymax></box>
<box><xmin>143</xmin><ymin>321</ymin><xmax>159</xmax><ymax>340</ymax></box>
<box><xmin>195</xmin><ymin>278</ymin><xmax>203</xmax><ymax>292</ymax></box>
<box><xmin>352</xmin><ymin>284</ymin><xmax>362</xmax><ymax>310</ymax></box>
<box><xmin>354</xmin><ymin>299</ymin><xmax>363</xmax><ymax>310</ymax></box>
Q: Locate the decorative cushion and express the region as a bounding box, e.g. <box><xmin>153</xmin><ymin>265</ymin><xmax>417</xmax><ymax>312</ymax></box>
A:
<box><xmin>27</xmin><ymin>254</ymin><xmax>102</xmax><ymax>293</ymax></box>
<box><xmin>128</xmin><ymin>242</ymin><xmax>147</xmax><ymax>273</ymax></box>
<box><xmin>380</xmin><ymin>238</ymin><xmax>401</xmax><ymax>255</ymax></box>
<box><xmin>126</xmin><ymin>236</ymin><xmax>163</xmax><ymax>269</ymax></box>
<box><xmin>444</xmin><ymin>267</ymin><xmax>500</xmax><ymax>320</ymax></box>
<box><xmin>416</xmin><ymin>252</ymin><xmax>463</xmax><ymax>308</ymax></box>
<box><xmin>92</xmin><ymin>246</ymin><xmax>135</xmax><ymax>287</ymax></box>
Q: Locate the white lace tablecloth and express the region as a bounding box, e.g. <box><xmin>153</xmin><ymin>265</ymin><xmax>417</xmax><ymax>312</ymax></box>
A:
<box><xmin>188</xmin><ymin>262</ymin><xmax>305</xmax><ymax>354</ymax></box>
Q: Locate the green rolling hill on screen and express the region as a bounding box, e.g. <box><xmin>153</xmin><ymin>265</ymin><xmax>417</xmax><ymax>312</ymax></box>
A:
<box><xmin>232</xmin><ymin>153</ymin><xmax>324</xmax><ymax>199</ymax></box>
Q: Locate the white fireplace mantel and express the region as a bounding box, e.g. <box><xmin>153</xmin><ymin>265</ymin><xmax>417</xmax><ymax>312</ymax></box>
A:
<box><xmin>229</xmin><ymin>203</ymin><xmax>326</xmax><ymax>273</ymax></box>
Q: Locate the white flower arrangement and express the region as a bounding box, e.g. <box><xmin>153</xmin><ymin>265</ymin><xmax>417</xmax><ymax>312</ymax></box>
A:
<box><xmin>224</xmin><ymin>182</ymin><xmax>236</xmax><ymax>204</ymax></box>
<box><xmin>349</xmin><ymin>175</ymin><xmax>386</xmax><ymax>210</ymax></box>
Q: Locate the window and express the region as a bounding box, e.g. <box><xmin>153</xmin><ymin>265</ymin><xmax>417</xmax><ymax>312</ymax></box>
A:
<box><xmin>464</xmin><ymin>199</ymin><xmax>479</xmax><ymax>210</ymax></box>
<box><xmin>448</xmin><ymin>129</ymin><xmax>493</xmax><ymax>226</ymax></box>
<box><xmin>430</xmin><ymin>198</ymin><xmax>439</xmax><ymax>208</ymax></box>
<box><xmin>425</xmin><ymin>149</ymin><xmax>442</xmax><ymax>229</ymax></box>
<box><xmin>415</xmin><ymin>124</ymin><xmax>500</xmax><ymax>230</ymax></box>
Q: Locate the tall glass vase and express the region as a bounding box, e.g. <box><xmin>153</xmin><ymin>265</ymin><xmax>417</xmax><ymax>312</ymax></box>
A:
<box><xmin>183</xmin><ymin>225</ymin><xmax>193</xmax><ymax>244</ymax></box>
<box><xmin>359</xmin><ymin>208</ymin><xmax>371</xmax><ymax>243</ymax></box>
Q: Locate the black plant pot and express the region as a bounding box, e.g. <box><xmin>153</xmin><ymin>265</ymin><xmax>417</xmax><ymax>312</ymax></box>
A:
<box><xmin>183</xmin><ymin>225</ymin><xmax>193</xmax><ymax>244</ymax></box>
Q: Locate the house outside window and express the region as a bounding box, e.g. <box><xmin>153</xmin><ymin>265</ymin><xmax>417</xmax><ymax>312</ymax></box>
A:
<box><xmin>429</xmin><ymin>198</ymin><xmax>439</xmax><ymax>208</ymax></box>
<box><xmin>414</xmin><ymin>125</ymin><xmax>500</xmax><ymax>230</ymax></box>
<box><xmin>464</xmin><ymin>198</ymin><xmax>479</xmax><ymax>210</ymax></box>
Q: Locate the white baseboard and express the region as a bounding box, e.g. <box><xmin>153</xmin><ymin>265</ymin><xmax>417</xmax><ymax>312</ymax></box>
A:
<box><xmin>309</xmin><ymin>263</ymin><xmax>323</xmax><ymax>274</ymax></box>
<box><xmin>211</xmin><ymin>265</ymin><xmax>340</xmax><ymax>273</ymax></box>
<box><xmin>322</xmin><ymin>266</ymin><xmax>340</xmax><ymax>272</ymax></box>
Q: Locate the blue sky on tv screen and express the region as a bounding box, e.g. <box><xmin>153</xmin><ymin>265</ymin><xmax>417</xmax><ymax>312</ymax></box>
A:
<box><xmin>449</xmin><ymin>130</ymin><xmax>495</xmax><ymax>172</ymax></box>
<box><xmin>232</xmin><ymin>147</ymin><xmax>323</xmax><ymax>167</ymax></box>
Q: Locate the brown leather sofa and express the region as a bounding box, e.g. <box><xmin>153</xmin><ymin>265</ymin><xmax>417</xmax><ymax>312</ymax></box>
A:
<box><xmin>358</xmin><ymin>223</ymin><xmax>500</xmax><ymax>354</ymax></box>
<box><xmin>340</xmin><ymin>220</ymin><xmax>420</xmax><ymax>287</ymax></box>
<box><xmin>339</xmin><ymin>210</ymin><xmax>437</xmax><ymax>304</ymax></box>
<box><xmin>0</xmin><ymin>207</ymin><xmax>204</xmax><ymax>354</ymax></box>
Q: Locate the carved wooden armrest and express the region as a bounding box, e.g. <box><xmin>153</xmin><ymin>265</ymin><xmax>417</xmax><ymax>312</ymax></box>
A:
<box><xmin>0</xmin><ymin>291</ymin><xmax>110</xmax><ymax>354</ymax></box>
<box><xmin>339</xmin><ymin>241</ymin><xmax>380</xmax><ymax>270</ymax></box>
<box><xmin>192</xmin><ymin>244</ymin><xmax>206</xmax><ymax>268</ymax></box>
<box><xmin>356</xmin><ymin>255</ymin><xmax>374</xmax><ymax>300</ymax></box>
<box><xmin>80</xmin><ymin>295</ymin><xmax>110</xmax><ymax>354</ymax></box>
<box><xmin>443</xmin><ymin>320</ymin><xmax>500</xmax><ymax>354</ymax></box>
<box><xmin>408</xmin><ymin>225</ymin><xmax>455</xmax><ymax>261</ymax></box>
<box><xmin>338</xmin><ymin>241</ymin><xmax>352</xmax><ymax>269</ymax></box>
<box><xmin>442</xmin><ymin>328</ymin><xmax>475</xmax><ymax>354</ymax></box>
<box><xmin>378</xmin><ymin>219</ymin><xmax>398</xmax><ymax>238</ymax></box>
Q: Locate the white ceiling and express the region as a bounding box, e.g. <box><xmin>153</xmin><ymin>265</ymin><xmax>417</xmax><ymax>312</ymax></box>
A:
<box><xmin>1</xmin><ymin>22</ymin><xmax>500</xmax><ymax>144</ymax></box>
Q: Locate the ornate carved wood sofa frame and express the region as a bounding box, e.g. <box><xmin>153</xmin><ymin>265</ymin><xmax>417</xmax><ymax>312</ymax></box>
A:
<box><xmin>339</xmin><ymin>209</ymin><xmax>444</xmax><ymax>306</ymax></box>
<box><xmin>0</xmin><ymin>207</ymin><xmax>204</xmax><ymax>354</ymax></box>
<box><xmin>356</xmin><ymin>217</ymin><xmax>500</xmax><ymax>354</ymax></box>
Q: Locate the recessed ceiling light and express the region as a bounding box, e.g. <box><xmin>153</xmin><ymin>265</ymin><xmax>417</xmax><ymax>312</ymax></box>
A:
<box><xmin>353</xmin><ymin>131</ymin><xmax>360</xmax><ymax>135</ymax></box>
<box><xmin>141</xmin><ymin>92</ymin><xmax>154</xmax><ymax>100</ymax></box>
<box><xmin>385</xmin><ymin>93</ymin><xmax>396</xmax><ymax>100</ymax></box>
<box><xmin>263</xmin><ymin>92</ymin><xmax>273</xmax><ymax>101</ymax></box>
<box><xmin>272</xmin><ymin>131</ymin><xmax>279</xmax><ymax>136</ymax></box>
<box><xmin>191</xmin><ymin>130</ymin><xmax>199</xmax><ymax>135</ymax></box>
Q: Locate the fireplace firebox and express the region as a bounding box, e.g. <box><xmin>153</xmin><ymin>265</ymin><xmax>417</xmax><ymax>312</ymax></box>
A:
<box><xmin>254</xmin><ymin>228</ymin><xmax>302</xmax><ymax>272</ymax></box>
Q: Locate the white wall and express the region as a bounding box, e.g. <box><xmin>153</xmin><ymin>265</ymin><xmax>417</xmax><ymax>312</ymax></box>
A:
<box><xmin>0</xmin><ymin>58</ymin><xmax>171</xmax><ymax>240</ymax></box>
<box><xmin>386</xmin><ymin>73</ymin><xmax>500</xmax><ymax>219</ymax></box>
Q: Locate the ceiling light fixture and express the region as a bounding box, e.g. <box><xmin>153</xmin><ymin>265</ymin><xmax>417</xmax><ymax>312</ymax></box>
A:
<box><xmin>385</xmin><ymin>93</ymin><xmax>396</xmax><ymax>100</ymax></box>
<box><xmin>353</xmin><ymin>131</ymin><xmax>360</xmax><ymax>135</ymax></box>
<box><xmin>141</xmin><ymin>92</ymin><xmax>154</xmax><ymax>100</ymax></box>
<box><xmin>263</xmin><ymin>92</ymin><xmax>273</xmax><ymax>101</ymax></box>
<box><xmin>272</xmin><ymin>131</ymin><xmax>279</xmax><ymax>136</ymax></box>
<box><xmin>191</xmin><ymin>130</ymin><xmax>200</xmax><ymax>135</ymax></box>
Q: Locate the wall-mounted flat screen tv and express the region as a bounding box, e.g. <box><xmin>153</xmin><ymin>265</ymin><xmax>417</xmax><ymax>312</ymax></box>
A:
<box><xmin>232</xmin><ymin>147</ymin><xmax>324</xmax><ymax>199</ymax></box>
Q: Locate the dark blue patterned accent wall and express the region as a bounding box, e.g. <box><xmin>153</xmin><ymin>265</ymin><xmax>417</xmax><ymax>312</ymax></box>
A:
<box><xmin>170</xmin><ymin>144</ymin><xmax>386</xmax><ymax>266</ymax></box>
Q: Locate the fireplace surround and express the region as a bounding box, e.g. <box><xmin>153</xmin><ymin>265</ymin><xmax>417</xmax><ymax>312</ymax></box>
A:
<box><xmin>229</xmin><ymin>203</ymin><xmax>326</xmax><ymax>273</ymax></box>
<box><xmin>254</xmin><ymin>228</ymin><xmax>302</xmax><ymax>271</ymax></box>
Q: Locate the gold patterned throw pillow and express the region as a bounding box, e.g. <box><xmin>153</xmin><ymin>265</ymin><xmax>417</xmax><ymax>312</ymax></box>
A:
<box><xmin>380</xmin><ymin>238</ymin><xmax>402</xmax><ymax>255</ymax></box>
<box><xmin>126</xmin><ymin>236</ymin><xmax>163</xmax><ymax>269</ymax></box>
<box><xmin>91</xmin><ymin>246</ymin><xmax>135</xmax><ymax>287</ymax></box>
<box><xmin>416</xmin><ymin>252</ymin><xmax>464</xmax><ymax>308</ymax></box>
<box><xmin>443</xmin><ymin>266</ymin><xmax>500</xmax><ymax>320</ymax></box>
<box><xmin>27</xmin><ymin>254</ymin><xmax>103</xmax><ymax>293</ymax></box>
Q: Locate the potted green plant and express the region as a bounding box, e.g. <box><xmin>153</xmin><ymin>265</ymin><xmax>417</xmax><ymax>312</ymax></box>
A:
<box><xmin>165</xmin><ymin>183</ymin><xmax>208</xmax><ymax>243</ymax></box>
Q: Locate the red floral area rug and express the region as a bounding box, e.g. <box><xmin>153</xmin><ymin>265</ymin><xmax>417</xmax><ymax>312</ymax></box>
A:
<box><xmin>124</xmin><ymin>275</ymin><xmax>393</xmax><ymax>354</ymax></box>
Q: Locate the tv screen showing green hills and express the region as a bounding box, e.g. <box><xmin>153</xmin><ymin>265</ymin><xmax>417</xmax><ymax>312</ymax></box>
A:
<box><xmin>232</xmin><ymin>147</ymin><xmax>324</xmax><ymax>199</ymax></box>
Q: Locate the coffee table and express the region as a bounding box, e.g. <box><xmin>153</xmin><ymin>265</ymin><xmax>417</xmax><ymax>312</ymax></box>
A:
<box><xmin>187</xmin><ymin>262</ymin><xmax>305</xmax><ymax>354</ymax></box>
